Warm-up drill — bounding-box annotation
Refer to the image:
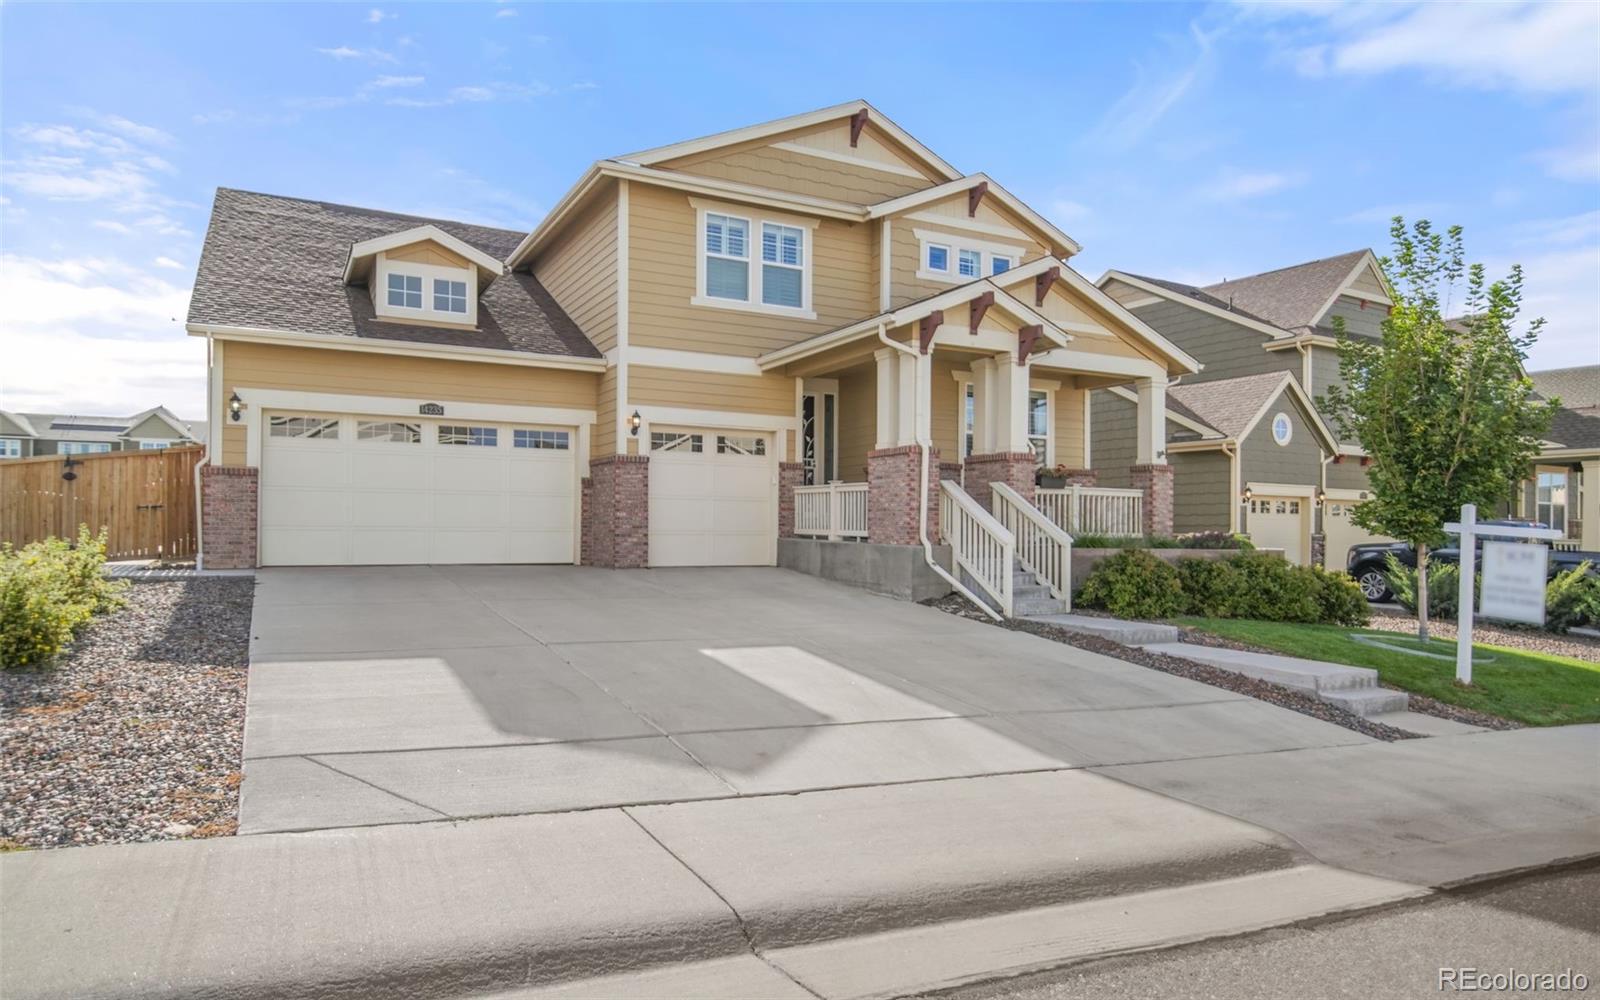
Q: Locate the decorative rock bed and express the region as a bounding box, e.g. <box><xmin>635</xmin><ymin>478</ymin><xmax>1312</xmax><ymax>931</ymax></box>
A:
<box><xmin>0</xmin><ymin>578</ymin><xmax>255</xmax><ymax>849</ymax></box>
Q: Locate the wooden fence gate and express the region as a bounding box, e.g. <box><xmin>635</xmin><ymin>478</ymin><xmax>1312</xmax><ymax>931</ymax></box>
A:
<box><xmin>0</xmin><ymin>445</ymin><xmax>204</xmax><ymax>560</ymax></box>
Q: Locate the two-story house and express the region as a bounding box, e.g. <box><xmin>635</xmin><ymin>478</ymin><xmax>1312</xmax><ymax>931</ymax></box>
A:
<box><xmin>1518</xmin><ymin>365</ymin><xmax>1600</xmax><ymax>551</ymax></box>
<box><xmin>187</xmin><ymin>101</ymin><xmax>1196</xmax><ymax>594</ymax></box>
<box><xmin>1094</xmin><ymin>250</ymin><xmax>1395</xmax><ymax>568</ymax></box>
<box><xmin>0</xmin><ymin>406</ymin><xmax>200</xmax><ymax>458</ymax></box>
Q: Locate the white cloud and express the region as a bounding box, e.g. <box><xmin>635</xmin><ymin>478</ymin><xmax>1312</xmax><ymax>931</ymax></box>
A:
<box><xmin>3</xmin><ymin>115</ymin><xmax>192</xmax><ymax>236</ymax></box>
<box><xmin>366</xmin><ymin>8</ymin><xmax>391</xmax><ymax>23</ymax></box>
<box><xmin>1199</xmin><ymin>168</ymin><xmax>1307</xmax><ymax>201</ymax></box>
<box><xmin>317</xmin><ymin>45</ymin><xmax>362</xmax><ymax>59</ymax></box>
<box><xmin>69</xmin><ymin>109</ymin><xmax>174</xmax><ymax>146</ymax></box>
<box><xmin>495</xmin><ymin>7</ymin><xmax>517</xmax><ymax>17</ymax></box>
<box><xmin>0</xmin><ymin>254</ymin><xmax>203</xmax><ymax>414</ymax></box>
<box><xmin>1336</xmin><ymin>202</ymin><xmax>1449</xmax><ymax>225</ymax></box>
<box><xmin>451</xmin><ymin>86</ymin><xmax>495</xmax><ymax>103</ymax></box>
<box><xmin>316</xmin><ymin>45</ymin><xmax>395</xmax><ymax>63</ymax></box>
<box><xmin>1050</xmin><ymin>199</ymin><xmax>1091</xmax><ymax>223</ymax></box>
<box><xmin>1086</xmin><ymin>22</ymin><xmax>1219</xmax><ymax>151</ymax></box>
<box><xmin>1263</xmin><ymin>1</ymin><xmax>1600</xmax><ymax>95</ymax></box>
<box><xmin>1510</xmin><ymin>210</ymin><xmax>1600</xmax><ymax>249</ymax></box>
<box><xmin>1532</xmin><ymin>141</ymin><xmax>1600</xmax><ymax>184</ymax></box>
<box><xmin>385</xmin><ymin>80</ymin><xmax>550</xmax><ymax>108</ymax></box>
<box><xmin>1505</xmin><ymin>244</ymin><xmax>1600</xmax><ymax>368</ymax></box>
<box><xmin>153</xmin><ymin>256</ymin><xmax>184</xmax><ymax>269</ymax></box>
<box><xmin>93</xmin><ymin>220</ymin><xmax>135</xmax><ymax>235</ymax></box>
<box><xmin>370</xmin><ymin>74</ymin><xmax>424</xmax><ymax>88</ymax></box>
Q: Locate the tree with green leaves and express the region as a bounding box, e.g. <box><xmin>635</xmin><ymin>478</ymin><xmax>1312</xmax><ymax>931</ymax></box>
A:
<box><xmin>1320</xmin><ymin>218</ymin><xmax>1558</xmax><ymax>644</ymax></box>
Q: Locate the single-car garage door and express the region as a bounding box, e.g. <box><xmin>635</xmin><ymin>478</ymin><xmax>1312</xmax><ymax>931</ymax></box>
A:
<box><xmin>648</xmin><ymin>427</ymin><xmax>774</xmax><ymax>566</ymax></box>
<box><xmin>259</xmin><ymin>411</ymin><xmax>576</xmax><ymax>566</ymax></box>
<box><xmin>1323</xmin><ymin>499</ymin><xmax>1390</xmax><ymax>571</ymax></box>
<box><xmin>1247</xmin><ymin>495</ymin><xmax>1308</xmax><ymax>565</ymax></box>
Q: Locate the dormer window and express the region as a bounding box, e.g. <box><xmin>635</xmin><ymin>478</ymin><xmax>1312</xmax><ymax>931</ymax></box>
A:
<box><xmin>433</xmin><ymin>279</ymin><xmax>468</xmax><ymax>314</ymax></box>
<box><xmin>387</xmin><ymin>273</ymin><xmax>423</xmax><ymax>309</ymax></box>
<box><xmin>915</xmin><ymin>229</ymin><xmax>1024</xmax><ymax>285</ymax></box>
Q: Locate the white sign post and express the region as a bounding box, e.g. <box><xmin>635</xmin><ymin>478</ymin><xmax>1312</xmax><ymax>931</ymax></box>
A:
<box><xmin>1443</xmin><ymin>504</ymin><xmax>1562</xmax><ymax>685</ymax></box>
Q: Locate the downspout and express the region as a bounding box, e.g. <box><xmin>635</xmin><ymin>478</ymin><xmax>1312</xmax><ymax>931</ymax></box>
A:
<box><xmin>1223</xmin><ymin>441</ymin><xmax>1241</xmax><ymax>534</ymax></box>
<box><xmin>875</xmin><ymin>322</ymin><xmax>1002</xmax><ymax>621</ymax></box>
<box><xmin>194</xmin><ymin>333</ymin><xmax>212</xmax><ymax>569</ymax></box>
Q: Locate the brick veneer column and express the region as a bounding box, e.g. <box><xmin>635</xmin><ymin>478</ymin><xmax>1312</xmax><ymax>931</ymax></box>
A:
<box><xmin>1311</xmin><ymin>532</ymin><xmax>1327</xmax><ymax>569</ymax></box>
<box><xmin>778</xmin><ymin>461</ymin><xmax>804</xmax><ymax>538</ymax></box>
<box><xmin>583</xmin><ymin>455</ymin><xmax>649</xmax><ymax>568</ymax></box>
<box><xmin>962</xmin><ymin>452</ymin><xmax>1036</xmax><ymax>512</ymax></box>
<box><xmin>200</xmin><ymin>465</ymin><xmax>258</xmax><ymax>570</ymax></box>
<box><xmin>939</xmin><ymin>460</ymin><xmax>964</xmax><ymax>488</ymax></box>
<box><xmin>1129</xmin><ymin>463</ymin><xmax>1174</xmax><ymax>537</ymax></box>
<box><xmin>579</xmin><ymin>475</ymin><xmax>595</xmax><ymax>565</ymax></box>
<box><xmin>867</xmin><ymin>445</ymin><xmax>939</xmax><ymax>546</ymax></box>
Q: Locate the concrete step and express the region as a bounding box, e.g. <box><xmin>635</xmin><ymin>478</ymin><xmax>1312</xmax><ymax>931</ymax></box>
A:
<box><xmin>1142</xmin><ymin>643</ymin><xmax>1378</xmax><ymax>695</ymax></box>
<box><xmin>1026</xmin><ymin>614</ymin><xmax>1180</xmax><ymax>646</ymax></box>
<box><xmin>1366</xmin><ymin>711</ymin><xmax>1488</xmax><ymax>737</ymax></box>
<box><xmin>1014</xmin><ymin>596</ymin><xmax>1069</xmax><ymax>616</ymax></box>
<box><xmin>1319</xmin><ymin>686</ymin><xmax>1410</xmax><ymax>718</ymax></box>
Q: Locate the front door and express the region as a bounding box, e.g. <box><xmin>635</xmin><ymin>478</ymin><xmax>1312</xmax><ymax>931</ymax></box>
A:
<box><xmin>801</xmin><ymin>389</ymin><xmax>837</xmax><ymax>486</ymax></box>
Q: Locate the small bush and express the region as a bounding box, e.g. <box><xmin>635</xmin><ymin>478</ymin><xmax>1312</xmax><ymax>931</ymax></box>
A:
<box><xmin>1546</xmin><ymin>562</ymin><xmax>1600</xmax><ymax>633</ymax></box>
<box><xmin>1311</xmin><ymin>566</ymin><xmax>1371</xmax><ymax>627</ymax></box>
<box><xmin>1072</xmin><ymin>532</ymin><xmax>1250</xmax><ymax>551</ymax></box>
<box><xmin>1176</xmin><ymin>557</ymin><xmax>1246</xmax><ymax>617</ymax></box>
<box><xmin>1180</xmin><ymin>531</ymin><xmax>1254</xmax><ymax>550</ymax></box>
<box><xmin>0</xmin><ymin>526</ymin><xmax>125</xmax><ymax>670</ymax></box>
<box><xmin>1076</xmin><ymin>549</ymin><xmax>1185</xmax><ymax>619</ymax></box>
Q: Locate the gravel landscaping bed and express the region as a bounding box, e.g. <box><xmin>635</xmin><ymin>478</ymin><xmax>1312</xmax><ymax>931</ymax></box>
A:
<box><xmin>1365</xmin><ymin>607</ymin><xmax>1600</xmax><ymax>663</ymax></box>
<box><xmin>924</xmin><ymin>595</ymin><xmax>1419</xmax><ymax>741</ymax></box>
<box><xmin>1</xmin><ymin>578</ymin><xmax>254</xmax><ymax>850</ymax></box>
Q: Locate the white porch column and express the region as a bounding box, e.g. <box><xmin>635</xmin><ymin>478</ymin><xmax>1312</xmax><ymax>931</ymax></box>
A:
<box><xmin>993</xmin><ymin>352</ymin><xmax>1031</xmax><ymax>453</ymax></box>
<box><xmin>1582</xmin><ymin>459</ymin><xmax>1599</xmax><ymax>551</ymax></box>
<box><xmin>970</xmin><ymin>357</ymin><xmax>994</xmax><ymax>455</ymax></box>
<box><xmin>1135</xmin><ymin>376</ymin><xmax>1168</xmax><ymax>465</ymax></box>
<box><xmin>874</xmin><ymin>347</ymin><xmax>897</xmax><ymax>449</ymax></box>
<box><xmin>895</xmin><ymin>349</ymin><xmax>918</xmax><ymax>446</ymax></box>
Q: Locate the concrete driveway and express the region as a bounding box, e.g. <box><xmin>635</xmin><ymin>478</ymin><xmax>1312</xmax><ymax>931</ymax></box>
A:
<box><xmin>240</xmin><ymin>565</ymin><xmax>1374</xmax><ymax>834</ymax></box>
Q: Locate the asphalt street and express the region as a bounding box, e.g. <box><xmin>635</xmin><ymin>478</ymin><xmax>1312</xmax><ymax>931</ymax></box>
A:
<box><xmin>929</xmin><ymin>863</ymin><xmax>1600</xmax><ymax>1000</ymax></box>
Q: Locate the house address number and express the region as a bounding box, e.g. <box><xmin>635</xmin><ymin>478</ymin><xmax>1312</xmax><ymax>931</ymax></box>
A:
<box><xmin>419</xmin><ymin>403</ymin><xmax>445</xmax><ymax>416</ymax></box>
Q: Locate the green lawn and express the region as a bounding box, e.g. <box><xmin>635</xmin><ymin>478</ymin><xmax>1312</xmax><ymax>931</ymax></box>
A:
<box><xmin>1175</xmin><ymin>618</ymin><xmax>1600</xmax><ymax>726</ymax></box>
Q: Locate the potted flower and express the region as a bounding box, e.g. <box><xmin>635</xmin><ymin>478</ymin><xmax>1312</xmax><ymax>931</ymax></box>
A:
<box><xmin>1036</xmin><ymin>464</ymin><xmax>1073</xmax><ymax>489</ymax></box>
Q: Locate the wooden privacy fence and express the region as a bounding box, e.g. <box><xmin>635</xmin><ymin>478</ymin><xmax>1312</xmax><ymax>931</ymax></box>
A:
<box><xmin>0</xmin><ymin>445</ymin><xmax>204</xmax><ymax>560</ymax></box>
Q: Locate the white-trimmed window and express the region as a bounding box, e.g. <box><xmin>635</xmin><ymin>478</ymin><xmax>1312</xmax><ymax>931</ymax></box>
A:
<box><xmin>0</xmin><ymin>438</ymin><xmax>21</xmax><ymax>458</ymax></box>
<box><xmin>439</xmin><ymin>425</ymin><xmax>497</xmax><ymax>447</ymax></box>
<box><xmin>433</xmin><ymin>279</ymin><xmax>467</xmax><ymax>314</ymax></box>
<box><xmin>137</xmin><ymin>440</ymin><xmax>172</xmax><ymax>450</ymax></box>
<box><xmin>513</xmin><ymin>429</ymin><xmax>569</xmax><ymax>450</ymax></box>
<box><xmin>991</xmin><ymin>255</ymin><xmax>1013</xmax><ymax>275</ymax></box>
<box><xmin>927</xmin><ymin>244</ymin><xmax>950</xmax><ymax>273</ymax></box>
<box><xmin>1027</xmin><ymin>390</ymin><xmax>1049</xmax><ymax>465</ymax></box>
<box><xmin>761</xmin><ymin>223</ymin><xmax>804</xmax><ymax>308</ymax></box>
<box><xmin>60</xmin><ymin>442</ymin><xmax>113</xmax><ymax>454</ymax></box>
<box><xmin>957</xmin><ymin>378</ymin><xmax>1055</xmax><ymax>464</ymax></box>
<box><xmin>915</xmin><ymin>230</ymin><xmax>1027</xmax><ymax>285</ymax></box>
<box><xmin>387</xmin><ymin>273</ymin><xmax>422</xmax><ymax>309</ymax></box>
<box><xmin>1537</xmin><ymin>469</ymin><xmax>1568</xmax><ymax>533</ymax></box>
<box><xmin>704</xmin><ymin>212</ymin><xmax>750</xmax><ymax>301</ymax></box>
<box><xmin>958</xmin><ymin>249</ymin><xmax>981</xmax><ymax>279</ymax></box>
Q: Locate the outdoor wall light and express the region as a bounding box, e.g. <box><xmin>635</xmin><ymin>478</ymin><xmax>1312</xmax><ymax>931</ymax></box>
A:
<box><xmin>1240</xmin><ymin>486</ymin><xmax>1253</xmax><ymax>504</ymax></box>
<box><xmin>1315</xmin><ymin>487</ymin><xmax>1327</xmax><ymax>507</ymax></box>
<box><xmin>228</xmin><ymin>392</ymin><xmax>243</xmax><ymax>422</ymax></box>
<box><xmin>629</xmin><ymin>410</ymin><xmax>642</xmax><ymax>436</ymax></box>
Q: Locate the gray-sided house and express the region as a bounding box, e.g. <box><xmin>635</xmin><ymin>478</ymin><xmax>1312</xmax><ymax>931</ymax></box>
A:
<box><xmin>1515</xmin><ymin>365</ymin><xmax>1600</xmax><ymax>551</ymax></box>
<box><xmin>1095</xmin><ymin>250</ymin><xmax>1396</xmax><ymax>567</ymax></box>
<box><xmin>0</xmin><ymin>406</ymin><xmax>200</xmax><ymax>458</ymax></box>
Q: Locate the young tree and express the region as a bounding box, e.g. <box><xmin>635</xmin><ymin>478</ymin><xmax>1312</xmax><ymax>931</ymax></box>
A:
<box><xmin>1321</xmin><ymin>218</ymin><xmax>1558</xmax><ymax>643</ymax></box>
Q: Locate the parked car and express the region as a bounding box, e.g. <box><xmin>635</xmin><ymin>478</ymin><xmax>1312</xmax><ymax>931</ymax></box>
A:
<box><xmin>1346</xmin><ymin>520</ymin><xmax>1600</xmax><ymax>602</ymax></box>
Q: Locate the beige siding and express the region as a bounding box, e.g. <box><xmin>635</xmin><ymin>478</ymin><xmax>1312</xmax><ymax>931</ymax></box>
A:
<box><xmin>533</xmin><ymin>189</ymin><xmax>619</xmax><ymax>354</ymax></box>
<box><xmin>595</xmin><ymin>366</ymin><xmax>618</xmax><ymax>458</ymax></box>
<box><xmin>887</xmin><ymin>208</ymin><xmax>1051</xmax><ymax>309</ymax></box>
<box><xmin>930</xmin><ymin>357</ymin><xmax>962</xmax><ymax>458</ymax></box>
<box><xmin>387</xmin><ymin>240</ymin><xmax>471</xmax><ymax>268</ymax></box>
<box><xmin>219</xmin><ymin>341</ymin><xmax>598</xmax><ymax>466</ymax></box>
<box><xmin>1053</xmin><ymin>385</ymin><xmax>1086</xmax><ymax>468</ymax></box>
<box><xmin>836</xmin><ymin>365</ymin><xmax>877</xmax><ymax>482</ymax></box>
<box><xmin>628</xmin><ymin>365</ymin><xmax>795</xmax><ymax>417</ymax></box>
<box><xmin>628</xmin><ymin>183</ymin><xmax>873</xmax><ymax>356</ymax></box>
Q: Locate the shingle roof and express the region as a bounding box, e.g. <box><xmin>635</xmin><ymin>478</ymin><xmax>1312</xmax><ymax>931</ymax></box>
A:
<box><xmin>1119</xmin><ymin>273</ymin><xmax>1282</xmax><ymax>331</ymax></box>
<box><xmin>188</xmin><ymin>189</ymin><xmax>600</xmax><ymax>359</ymax></box>
<box><xmin>1167</xmin><ymin>371</ymin><xmax>1293</xmax><ymax>440</ymax></box>
<box><xmin>1546</xmin><ymin>408</ymin><xmax>1600</xmax><ymax>451</ymax></box>
<box><xmin>1200</xmin><ymin>250</ymin><xmax>1370</xmax><ymax>335</ymax></box>
<box><xmin>1163</xmin><ymin>394</ymin><xmax>1223</xmax><ymax>437</ymax></box>
<box><xmin>1530</xmin><ymin>365</ymin><xmax>1600</xmax><ymax>412</ymax></box>
<box><xmin>17</xmin><ymin>412</ymin><xmax>200</xmax><ymax>443</ymax></box>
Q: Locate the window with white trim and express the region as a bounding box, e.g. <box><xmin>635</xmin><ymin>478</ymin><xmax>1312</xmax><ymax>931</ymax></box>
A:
<box><xmin>137</xmin><ymin>440</ymin><xmax>172</xmax><ymax>450</ymax></box>
<box><xmin>513</xmin><ymin>429</ymin><xmax>569</xmax><ymax>450</ymax></box>
<box><xmin>990</xmin><ymin>256</ymin><xmax>1013</xmax><ymax>275</ymax></box>
<box><xmin>761</xmin><ymin>223</ymin><xmax>803</xmax><ymax>308</ymax></box>
<box><xmin>438</xmin><ymin>425</ymin><xmax>497</xmax><ymax>447</ymax></box>
<box><xmin>60</xmin><ymin>442</ymin><xmax>113</xmax><ymax>455</ymax></box>
<box><xmin>433</xmin><ymin>279</ymin><xmax>467</xmax><ymax>314</ymax></box>
<box><xmin>958</xmin><ymin>249</ymin><xmax>981</xmax><ymax>279</ymax></box>
<box><xmin>963</xmin><ymin>384</ymin><xmax>975</xmax><ymax>457</ymax></box>
<box><xmin>926</xmin><ymin>244</ymin><xmax>950</xmax><ymax>273</ymax></box>
<box><xmin>1027</xmin><ymin>390</ymin><xmax>1049</xmax><ymax>465</ymax></box>
<box><xmin>0</xmin><ymin>438</ymin><xmax>22</xmax><ymax>458</ymax></box>
<box><xmin>387</xmin><ymin>273</ymin><xmax>422</xmax><ymax>309</ymax></box>
<box><xmin>704</xmin><ymin>212</ymin><xmax>750</xmax><ymax>301</ymax></box>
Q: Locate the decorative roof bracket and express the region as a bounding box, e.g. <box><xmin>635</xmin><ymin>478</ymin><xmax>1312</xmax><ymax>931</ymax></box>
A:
<box><xmin>1017</xmin><ymin>324</ymin><xmax>1043</xmax><ymax>364</ymax></box>
<box><xmin>919</xmin><ymin>310</ymin><xmax>945</xmax><ymax>354</ymax></box>
<box><xmin>1035</xmin><ymin>266</ymin><xmax>1060</xmax><ymax>306</ymax></box>
<box><xmin>969</xmin><ymin>291</ymin><xmax>994</xmax><ymax>335</ymax></box>
<box><xmin>968</xmin><ymin>181</ymin><xmax>989</xmax><ymax>217</ymax></box>
<box><xmin>850</xmin><ymin>109</ymin><xmax>869</xmax><ymax>148</ymax></box>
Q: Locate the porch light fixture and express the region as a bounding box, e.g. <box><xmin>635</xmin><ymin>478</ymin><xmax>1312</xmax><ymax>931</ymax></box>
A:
<box><xmin>1315</xmin><ymin>487</ymin><xmax>1327</xmax><ymax>507</ymax></box>
<box><xmin>628</xmin><ymin>410</ymin><xmax>642</xmax><ymax>436</ymax></box>
<box><xmin>1240</xmin><ymin>486</ymin><xmax>1253</xmax><ymax>504</ymax></box>
<box><xmin>228</xmin><ymin>392</ymin><xmax>243</xmax><ymax>423</ymax></box>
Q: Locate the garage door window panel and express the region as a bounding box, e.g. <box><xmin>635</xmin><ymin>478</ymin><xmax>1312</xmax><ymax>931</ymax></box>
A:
<box><xmin>357</xmin><ymin>421</ymin><xmax>421</xmax><ymax>443</ymax></box>
<box><xmin>270</xmin><ymin>415</ymin><xmax>341</xmax><ymax>440</ymax></box>
<box><xmin>513</xmin><ymin>429</ymin><xmax>569</xmax><ymax>450</ymax></box>
<box><xmin>439</xmin><ymin>425</ymin><xmax>498</xmax><ymax>447</ymax></box>
<box><xmin>652</xmin><ymin>431</ymin><xmax>703</xmax><ymax>453</ymax></box>
<box><xmin>717</xmin><ymin>434</ymin><xmax>766</xmax><ymax>456</ymax></box>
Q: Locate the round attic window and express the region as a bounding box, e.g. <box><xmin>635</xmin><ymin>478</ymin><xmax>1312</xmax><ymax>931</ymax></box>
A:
<box><xmin>1271</xmin><ymin>413</ymin><xmax>1293</xmax><ymax>446</ymax></box>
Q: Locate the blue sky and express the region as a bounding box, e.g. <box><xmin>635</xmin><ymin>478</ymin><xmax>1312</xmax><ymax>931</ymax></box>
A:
<box><xmin>3</xmin><ymin>1</ymin><xmax>1596</xmax><ymax>417</ymax></box>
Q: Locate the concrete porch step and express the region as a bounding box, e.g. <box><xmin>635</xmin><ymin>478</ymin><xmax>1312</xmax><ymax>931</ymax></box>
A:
<box><xmin>1319</xmin><ymin>686</ymin><xmax>1412</xmax><ymax>718</ymax></box>
<box><xmin>1025</xmin><ymin>614</ymin><xmax>1180</xmax><ymax>646</ymax></box>
<box><xmin>1140</xmin><ymin>642</ymin><xmax>1409</xmax><ymax>718</ymax></box>
<box><xmin>1014</xmin><ymin>596</ymin><xmax>1069</xmax><ymax>616</ymax></box>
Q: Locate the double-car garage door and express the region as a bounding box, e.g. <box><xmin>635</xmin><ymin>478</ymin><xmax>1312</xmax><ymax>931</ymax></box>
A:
<box><xmin>260</xmin><ymin>411</ymin><xmax>576</xmax><ymax>566</ymax></box>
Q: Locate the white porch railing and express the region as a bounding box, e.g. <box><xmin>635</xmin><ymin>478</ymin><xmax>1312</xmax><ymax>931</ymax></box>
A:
<box><xmin>1034</xmin><ymin>485</ymin><xmax>1144</xmax><ymax>537</ymax></box>
<box><xmin>939</xmin><ymin>480</ymin><xmax>1015</xmax><ymax>616</ymax></box>
<box><xmin>992</xmin><ymin>482</ymin><xmax>1073</xmax><ymax>608</ymax></box>
<box><xmin>793</xmin><ymin>482</ymin><xmax>869</xmax><ymax>540</ymax></box>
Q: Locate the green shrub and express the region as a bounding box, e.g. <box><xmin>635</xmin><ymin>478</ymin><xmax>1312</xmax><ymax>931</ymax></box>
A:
<box><xmin>1545</xmin><ymin>562</ymin><xmax>1600</xmax><ymax>633</ymax></box>
<box><xmin>1178</xmin><ymin>531</ymin><xmax>1254</xmax><ymax>550</ymax></box>
<box><xmin>0</xmin><ymin>526</ymin><xmax>125</xmax><ymax>669</ymax></box>
<box><xmin>1076</xmin><ymin>549</ymin><xmax>1185</xmax><ymax>619</ymax></box>
<box><xmin>1176</xmin><ymin>557</ymin><xmax>1246</xmax><ymax>617</ymax></box>
<box><xmin>1385</xmin><ymin>553</ymin><xmax>1465</xmax><ymax>620</ymax></box>
<box><xmin>1310</xmin><ymin>566</ymin><xmax>1371</xmax><ymax>626</ymax></box>
<box><xmin>1072</xmin><ymin>532</ymin><xmax>1250</xmax><ymax>551</ymax></box>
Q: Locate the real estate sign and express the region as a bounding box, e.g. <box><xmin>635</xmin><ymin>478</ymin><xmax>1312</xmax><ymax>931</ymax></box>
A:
<box><xmin>1479</xmin><ymin>540</ymin><xmax>1547</xmax><ymax>626</ymax></box>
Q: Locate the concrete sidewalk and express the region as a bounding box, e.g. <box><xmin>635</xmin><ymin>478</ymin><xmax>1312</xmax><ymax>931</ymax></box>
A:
<box><xmin>5</xmin><ymin>727</ymin><xmax>1596</xmax><ymax>1000</ymax></box>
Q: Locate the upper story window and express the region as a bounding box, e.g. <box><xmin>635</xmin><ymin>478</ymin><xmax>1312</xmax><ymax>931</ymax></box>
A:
<box><xmin>958</xmin><ymin>249</ymin><xmax>981</xmax><ymax>278</ymax></box>
<box><xmin>433</xmin><ymin>279</ymin><xmax>467</xmax><ymax>314</ymax></box>
<box><xmin>387</xmin><ymin>273</ymin><xmax>423</xmax><ymax>309</ymax></box>
<box><xmin>693</xmin><ymin>199</ymin><xmax>816</xmax><ymax>319</ymax></box>
<box><xmin>915</xmin><ymin>229</ymin><xmax>1025</xmax><ymax>286</ymax></box>
<box><xmin>991</xmin><ymin>256</ymin><xmax>1013</xmax><ymax>275</ymax></box>
<box><xmin>926</xmin><ymin>244</ymin><xmax>950</xmax><ymax>273</ymax></box>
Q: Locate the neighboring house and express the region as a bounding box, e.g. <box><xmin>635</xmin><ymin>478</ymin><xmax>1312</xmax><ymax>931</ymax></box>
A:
<box><xmin>186</xmin><ymin>100</ymin><xmax>1199</xmax><ymax>572</ymax></box>
<box><xmin>1514</xmin><ymin>365</ymin><xmax>1600</xmax><ymax>551</ymax></box>
<box><xmin>0</xmin><ymin>406</ymin><xmax>200</xmax><ymax>458</ymax></box>
<box><xmin>1095</xmin><ymin>250</ymin><xmax>1395</xmax><ymax>567</ymax></box>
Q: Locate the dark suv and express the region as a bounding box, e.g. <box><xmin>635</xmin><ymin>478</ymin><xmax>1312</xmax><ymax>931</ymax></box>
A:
<box><xmin>1346</xmin><ymin>520</ymin><xmax>1599</xmax><ymax>602</ymax></box>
